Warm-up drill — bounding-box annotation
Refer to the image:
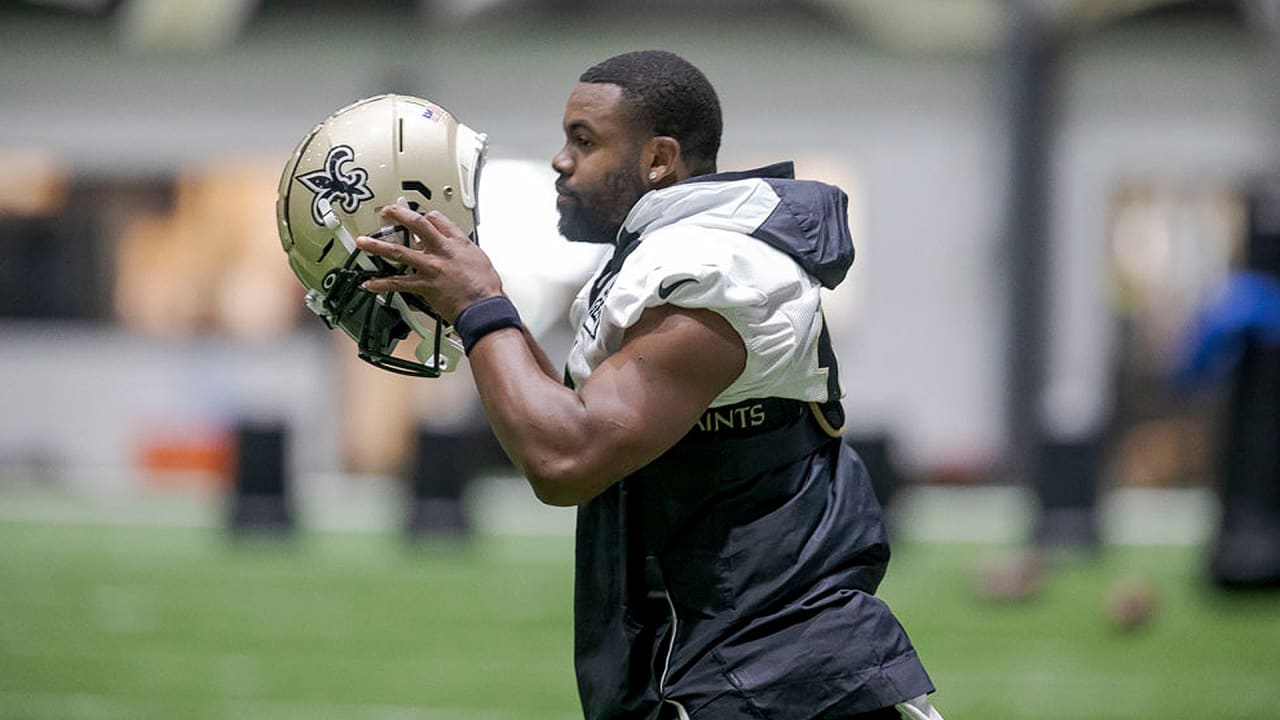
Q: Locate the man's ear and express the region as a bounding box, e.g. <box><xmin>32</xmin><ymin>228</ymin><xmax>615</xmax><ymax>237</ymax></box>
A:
<box><xmin>644</xmin><ymin>136</ymin><xmax>683</xmax><ymax>187</ymax></box>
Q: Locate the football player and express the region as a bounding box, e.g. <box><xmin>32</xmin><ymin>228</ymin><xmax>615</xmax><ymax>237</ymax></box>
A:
<box><xmin>332</xmin><ymin>51</ymin><xmax>942</xmax><ymax>720</ymax></box>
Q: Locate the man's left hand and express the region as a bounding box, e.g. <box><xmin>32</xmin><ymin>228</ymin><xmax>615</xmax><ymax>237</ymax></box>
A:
<box><xmin>355</xmin><ymin>206</ymin><xmax>503</xmax><ymax>323</ymax></box>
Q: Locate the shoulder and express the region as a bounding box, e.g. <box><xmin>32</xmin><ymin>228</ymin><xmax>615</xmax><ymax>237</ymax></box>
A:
<box><xmin>622</xmin><ymin>225</ymin><xmax>808</xmax><ymax>290</ymax></box>
<box><xmin>596</xmin><ymin>224</ymin><xmax>821</xmax><ymax>325</ymax></box>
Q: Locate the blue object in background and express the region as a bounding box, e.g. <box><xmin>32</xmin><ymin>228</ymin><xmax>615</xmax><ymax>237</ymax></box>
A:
<box><xmin>1173</xmin><ymin>271</ymin><xmax>1280</xmax><ymax>390</ymax></box>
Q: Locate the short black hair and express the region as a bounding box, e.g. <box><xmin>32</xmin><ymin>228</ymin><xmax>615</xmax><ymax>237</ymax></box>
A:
<box><xmin>580</xmin><ymin>50</ymin><xmax>722</xmax><ymax>176</ymax></box>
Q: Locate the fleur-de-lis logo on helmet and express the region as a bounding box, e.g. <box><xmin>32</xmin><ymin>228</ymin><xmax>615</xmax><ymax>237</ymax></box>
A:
<box><xmin>297</xmin><ymin>145</ymin><xmax>375</xmax><ymax>225</ymax></box>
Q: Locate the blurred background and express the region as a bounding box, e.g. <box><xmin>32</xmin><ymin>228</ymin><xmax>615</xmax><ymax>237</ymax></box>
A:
<box><xmin>2</xmin><ymin>0</ymin><xmax>1279</xmax><ymax>718</ymax></box>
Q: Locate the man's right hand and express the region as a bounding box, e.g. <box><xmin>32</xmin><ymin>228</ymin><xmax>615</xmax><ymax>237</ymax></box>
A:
<box><xmin>356</xmin><ymin>206</ymin><xmax>504</xmax><ymax>324</ymax></box>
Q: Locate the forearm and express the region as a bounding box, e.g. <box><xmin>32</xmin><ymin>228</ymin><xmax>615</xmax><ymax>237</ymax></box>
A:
<box><xmin>466</xmin><ymin>328</ymin><xmax>615</xmax><ymax>506</ymax></box>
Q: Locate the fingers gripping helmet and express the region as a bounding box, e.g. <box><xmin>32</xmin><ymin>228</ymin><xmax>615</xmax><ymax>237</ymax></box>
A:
<box><xmin>276</xmin><ymin>94</ymin><xmax>487</xmax><ymax>376</ymax></box>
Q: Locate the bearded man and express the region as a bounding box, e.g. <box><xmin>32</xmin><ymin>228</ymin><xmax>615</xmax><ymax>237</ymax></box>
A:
<box><xmin>357</xmin><ymin>49</ymin><xmax>942</xmax><ymax>720</ymax></box>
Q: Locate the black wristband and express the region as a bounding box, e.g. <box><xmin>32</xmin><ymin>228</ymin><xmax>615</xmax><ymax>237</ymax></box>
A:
<box><xmin>453</xmin><ymin>296</ymin><xmax>523</xmax><ymax>355</ymax></box>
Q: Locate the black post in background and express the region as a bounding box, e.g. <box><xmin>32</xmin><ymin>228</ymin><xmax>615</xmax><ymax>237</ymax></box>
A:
<box><xmin>406</xmin><ymin>425</ymin><xmax>513</xmax><ymax>539</ymax></box>
<box><xmin>1001</xmin><ymin>2</ymin><xmax>1101</xmax><ymax>550</ymax></box>
<box><xmin>847</xmin><ymin>432</ymin><xmax>901</xmax><ymax>511</ymax></box>
<box><xmin>227</xmin><ymin>420</ymin><xmax>293</xmax><ymax>534</ymax></box>
<box><xmin>1032</xmin><ymin>436</ymin><xmax>1103</xmax><ymax>549</ymax></box>
<box><xmin>1208</xmin><ymin>178</ymin><xmax>1280</xmax><ymax>589</ymax></box>
<box><xmin>407</xmin><ymin>427</ymin><xmax>472</xmax><ymax>538</ymax></box>
<box><xmin>1001</xmin><ymin>0</ymin><xmax>1056</xmax><ymax>484</ymax></box>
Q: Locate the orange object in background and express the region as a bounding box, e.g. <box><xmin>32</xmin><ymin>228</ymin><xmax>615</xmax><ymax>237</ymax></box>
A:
<box><xmin>137</xmin><ymin>428</ymin><xmax>233</xmax><ymax>491</ymax></box>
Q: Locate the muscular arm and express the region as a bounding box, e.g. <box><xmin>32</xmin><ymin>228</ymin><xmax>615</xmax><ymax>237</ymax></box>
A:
<box><xmin>356</xmin><ymin>206</ymin><xmax>746</xmax><ymax>505</ymax></box>
<box><xmin>520</xmin><ymin>325</ymin><xmax>561</xmax><ymax>381</ymax></box>
<box><xmin>468</xmin><ymin>304</ymin><xmax>746</xmax><ymax>505</ymax></box>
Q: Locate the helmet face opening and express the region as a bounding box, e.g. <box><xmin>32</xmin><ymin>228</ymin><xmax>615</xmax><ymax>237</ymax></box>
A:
<box><xmin>276</xmin><ymin>94</ymin><xmax>487</xmax><ymax>377</ymax></box>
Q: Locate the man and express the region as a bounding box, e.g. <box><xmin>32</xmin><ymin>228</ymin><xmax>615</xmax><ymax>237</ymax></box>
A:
<box><xmin>357</xmin><ymin>50</ymin><xmax>941</xmax><ymax>720</ymax></box>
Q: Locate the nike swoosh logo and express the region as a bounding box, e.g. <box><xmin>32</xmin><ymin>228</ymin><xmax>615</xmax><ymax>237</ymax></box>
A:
<box><xmin>657</xmin><ymin>277</ymin><xmax>698</xmax><ymax>299</ymax></box>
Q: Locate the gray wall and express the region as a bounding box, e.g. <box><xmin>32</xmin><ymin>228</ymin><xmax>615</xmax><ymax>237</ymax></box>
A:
<box><xmin>0</xmin><ymin>9</ymin><xmax>1269</xmax><ymax>478</ymax></box>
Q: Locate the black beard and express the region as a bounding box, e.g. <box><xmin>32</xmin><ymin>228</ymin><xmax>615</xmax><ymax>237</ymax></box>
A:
<box><xmin>557</xmin><ymin>165</ymin><xmax>648</xmax><ymax>245</ymax></box>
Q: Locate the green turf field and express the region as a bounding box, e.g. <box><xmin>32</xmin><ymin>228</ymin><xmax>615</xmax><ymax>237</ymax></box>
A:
<box><xmin>1</xmin><ymin>519</ymin><xmax>1278</xmax><ymax>720</ymax></box>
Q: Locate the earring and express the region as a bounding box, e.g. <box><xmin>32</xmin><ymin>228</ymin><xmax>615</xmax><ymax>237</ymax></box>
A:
<box><xmin>649</xmin><ymin>171</ymin><xmax>658</xmax><ymax>181</ymax></box>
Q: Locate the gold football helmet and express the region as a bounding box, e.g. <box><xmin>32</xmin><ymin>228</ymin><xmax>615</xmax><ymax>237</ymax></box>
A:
<box><xmin>276</xmin><ymin>94</ymin><xmax>487</xmax><ymax>376</ymax></box>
